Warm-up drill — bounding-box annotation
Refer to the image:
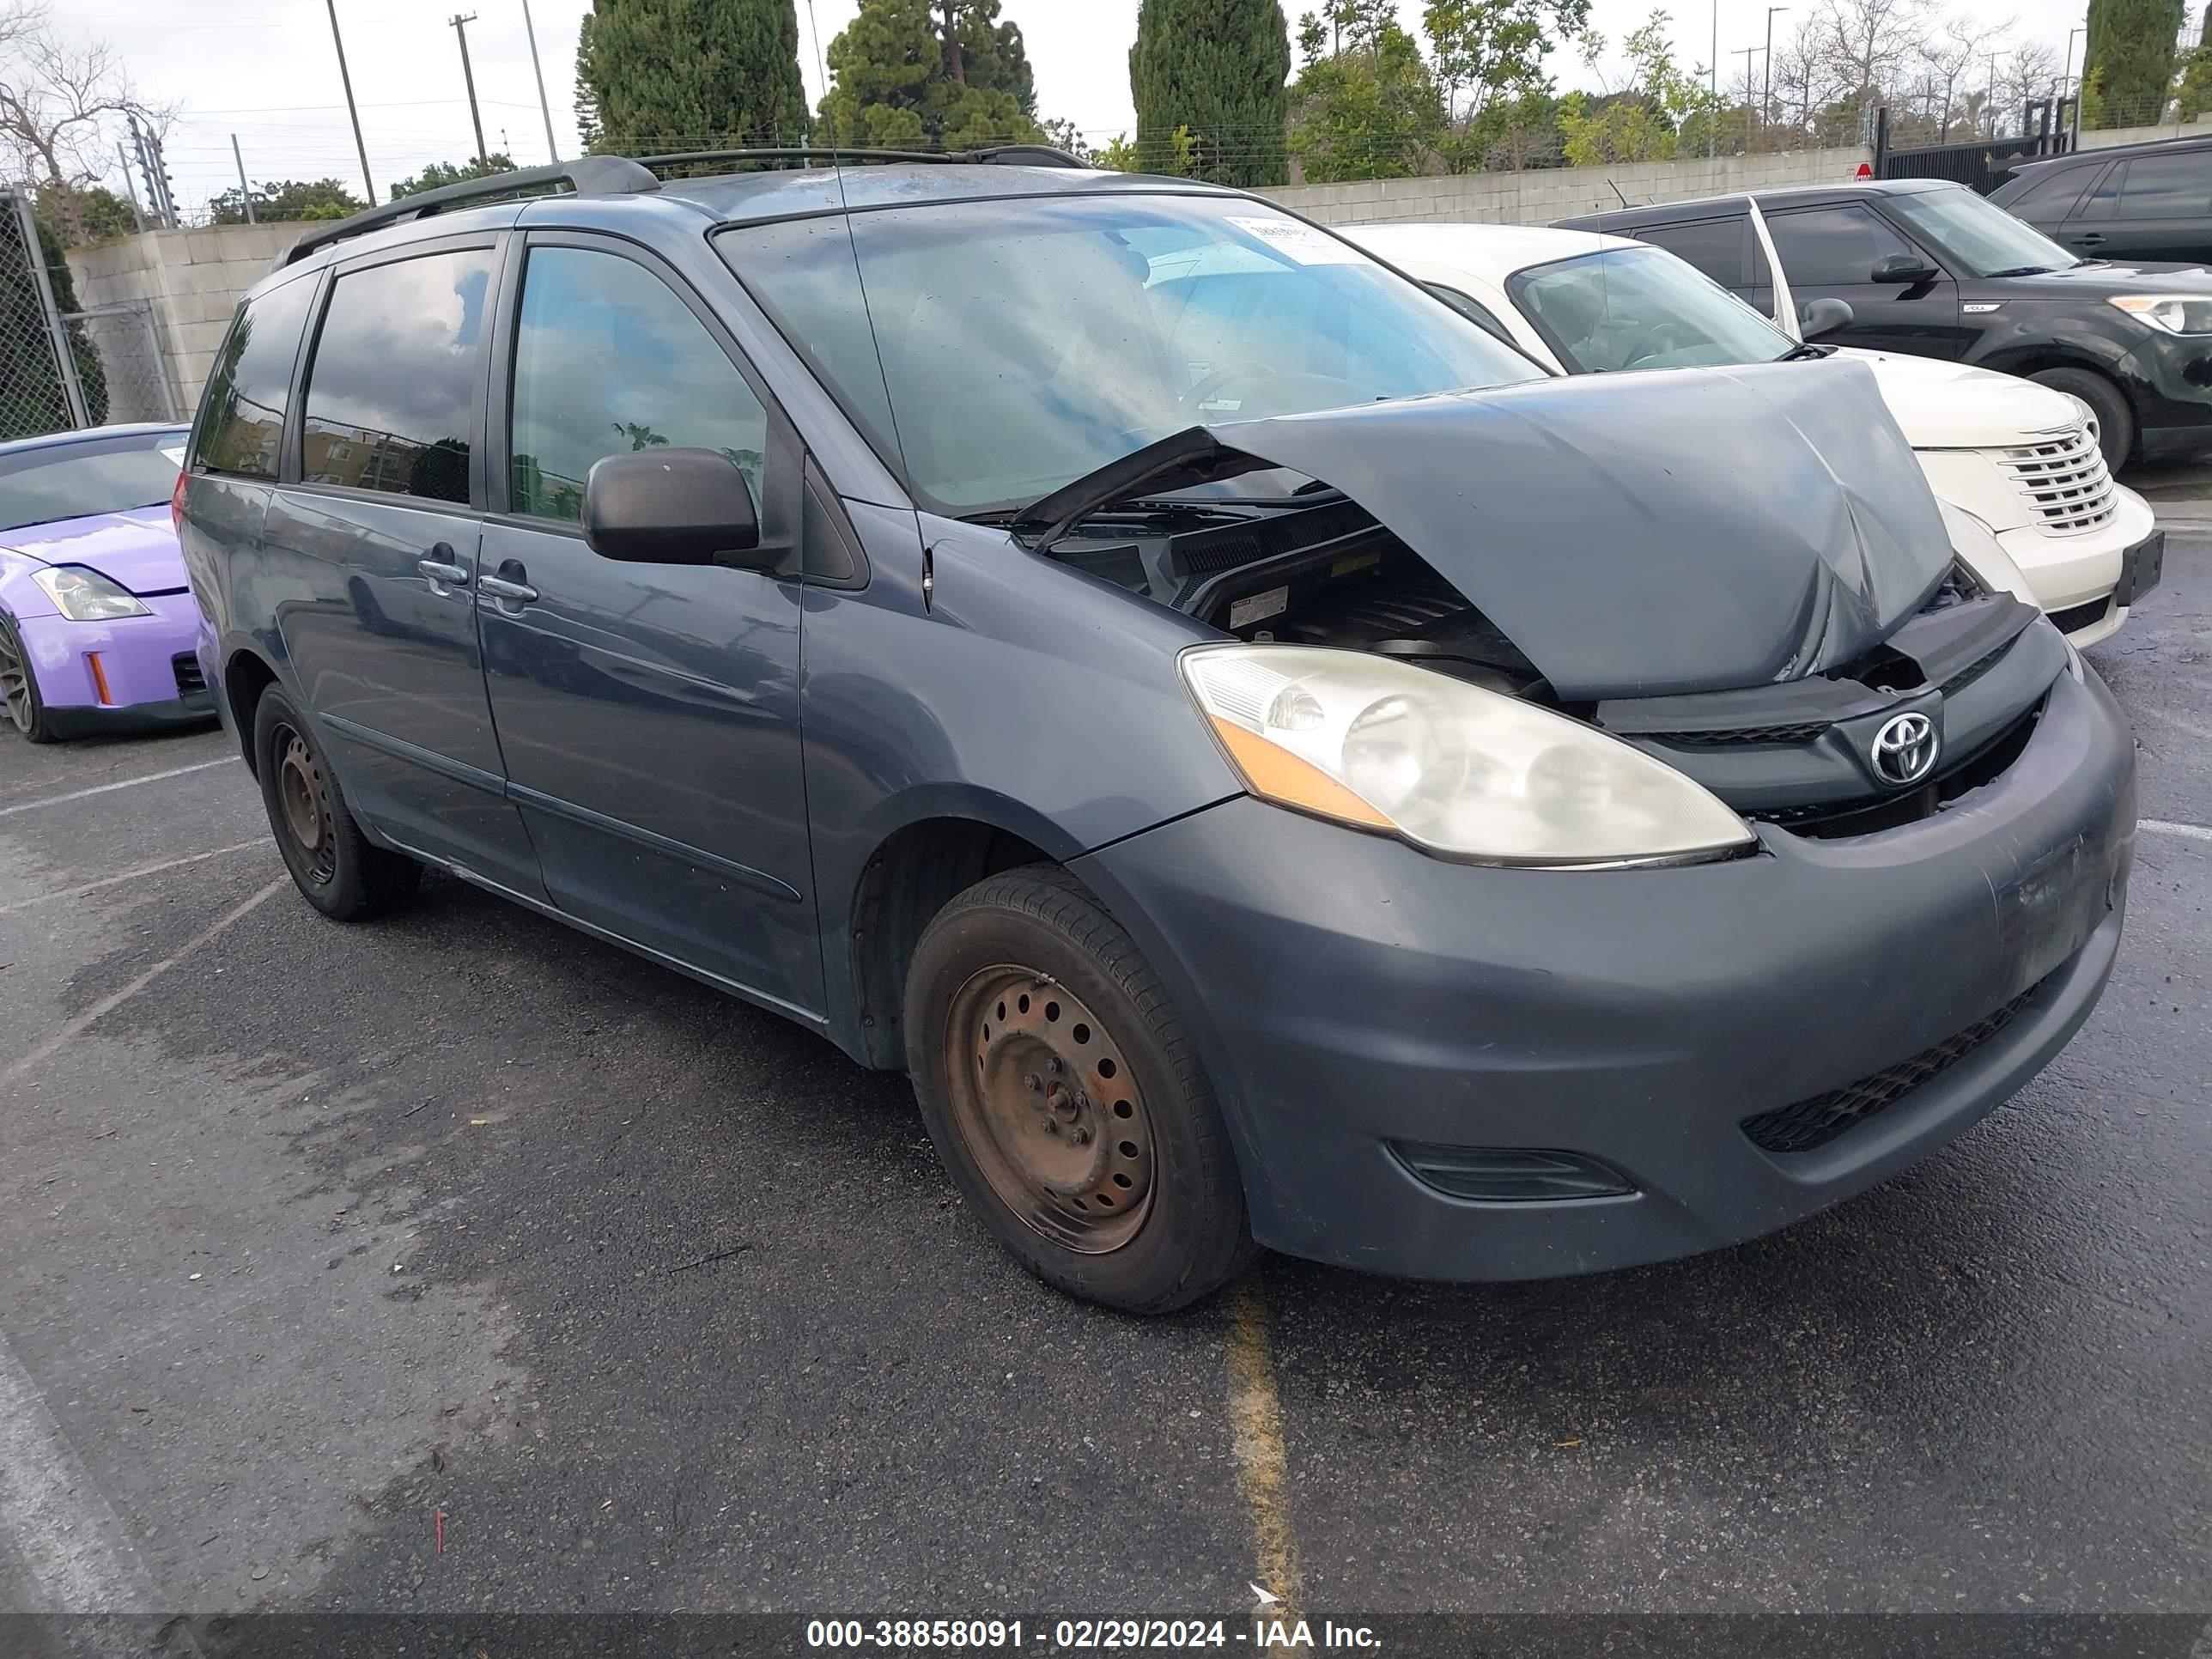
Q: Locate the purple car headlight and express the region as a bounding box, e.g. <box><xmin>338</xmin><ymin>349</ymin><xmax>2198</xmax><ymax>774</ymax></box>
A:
<box><xmin>31</xmin><ymin>565</ymin><xmax>150</xmax><ymax>621</ymax></box>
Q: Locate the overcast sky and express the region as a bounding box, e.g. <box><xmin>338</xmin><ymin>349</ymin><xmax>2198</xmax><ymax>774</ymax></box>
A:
<box><xmin>65</xmin><ymin>0</ymin><xmax>2092</xmax><ymax>220</ymax></box>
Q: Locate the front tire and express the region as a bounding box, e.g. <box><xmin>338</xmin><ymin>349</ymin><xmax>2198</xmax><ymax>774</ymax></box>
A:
<box><xmin>2029</xmin><ymin>366</ymin><xmax>2135</xmax><ymax>470</ymax></box>
<box><xmin>905</xmin><ymin>864</ymin><xmax>1255</xmax><ymax>1314</ymax></box>
<box><xmin>252</xmin><ymin>685</ymin><xmax>422</xmax><ymax>921</ymax></box>
<box><xmin>0</xmin><ymin>613</ymin><xmax>56</xmax><ymax>743</ymax></box>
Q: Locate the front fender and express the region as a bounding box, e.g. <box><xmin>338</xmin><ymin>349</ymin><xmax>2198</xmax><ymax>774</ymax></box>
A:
<box><xmin>800</xmin><ymin>507</ymin><xmax>1244</xmax><ymax>1059</ymax></box>
<box><xmin>1968</xmin><ymin>311</ymin><xmax>2138</xmax><ymax>377</ymax></box>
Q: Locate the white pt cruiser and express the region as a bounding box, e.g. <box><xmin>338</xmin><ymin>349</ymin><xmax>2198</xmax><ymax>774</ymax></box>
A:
<box><xmin>1349</xmin><ymin>221</ymin><xmax>2161</xmax><ymax>647</ymax></box>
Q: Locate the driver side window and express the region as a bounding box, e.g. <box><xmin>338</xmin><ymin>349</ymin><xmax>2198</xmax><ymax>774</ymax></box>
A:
<box><xmin>507</xmin><ymin>246</ymin><xmax>769</xmax><ymax>523</ymax></box>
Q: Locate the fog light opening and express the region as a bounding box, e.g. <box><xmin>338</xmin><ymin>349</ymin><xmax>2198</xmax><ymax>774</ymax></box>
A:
<box><xmin>1389</xmin><ymin>1141</ymin><xmax>1636</xmax><ymax>1203</ymax></box>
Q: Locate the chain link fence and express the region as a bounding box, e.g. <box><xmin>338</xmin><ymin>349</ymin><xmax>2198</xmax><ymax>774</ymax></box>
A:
<box><xmin>0</xmin><ymin>186</ymin><xmax>178</xmax><ymax>441</ymax></box>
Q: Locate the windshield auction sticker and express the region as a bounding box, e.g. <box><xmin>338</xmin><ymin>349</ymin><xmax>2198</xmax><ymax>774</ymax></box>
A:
<box><xmin>1229</xmin><ymin>216</ymin><xmax>1366</xmax><ymax>266</ymax></box>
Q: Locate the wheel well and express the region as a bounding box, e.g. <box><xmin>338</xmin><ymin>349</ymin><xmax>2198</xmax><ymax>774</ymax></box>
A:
<box><xmin>1981</xmin><ymin>348</ymin><xmax>2118</xmax><ymax>387</ymax></box>
<box><xmin>849</xmin><ymin>817</ymin><xmax>1052</xmax><ymax>1069</ymax></box>
<box><xmin>224</xmin><ymin>650</ymin><xmax>277</xmax><ymax>774</ymax></box>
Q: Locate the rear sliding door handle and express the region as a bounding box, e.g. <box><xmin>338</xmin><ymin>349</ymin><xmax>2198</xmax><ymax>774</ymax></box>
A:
<box><xmin>477</xmin><ymin>573</ymin><xmax>538</xmax><ymax>605</ymax></box>
<box><xmin>417</xmin><ymin>543</ymin><xmax>470</xmax><ymax>590</ymax></box>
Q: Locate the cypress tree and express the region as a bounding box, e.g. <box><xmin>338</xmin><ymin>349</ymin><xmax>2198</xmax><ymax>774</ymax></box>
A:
<box><xmin>580</xmin><ymin>0</ymin><xmax>809</xmax><ymax>153</ymax></box>
<box><xmin>1130</xmin><ymin>0</ymin><xmax>1291</xmax><ymax>186</ymax></box>
<box><xmin>2083</xmin><ymin>0</ymin><xmax>2186</xmax><ymax>128</ymax></box>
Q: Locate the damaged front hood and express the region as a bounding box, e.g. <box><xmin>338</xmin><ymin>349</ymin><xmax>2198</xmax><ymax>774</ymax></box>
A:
<box><xmin>1030</xmin><ymin>358</ymin><xmax>1952</xmax><ymax>701</ymax></box>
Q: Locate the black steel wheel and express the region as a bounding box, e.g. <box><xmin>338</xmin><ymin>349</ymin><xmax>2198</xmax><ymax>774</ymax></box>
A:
<box><xmin>252</xmin><ymin>684</ymin><xmax>422</xmax><ymax>921</ymax></box>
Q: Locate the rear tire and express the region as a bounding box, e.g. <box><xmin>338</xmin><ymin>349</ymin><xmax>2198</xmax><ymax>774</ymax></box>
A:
<box><xmin>2029</xmin><ymin>366</ymin><xmax>2135</xmax><ymax>470</ymax></box>
<box><xmin>905</xmin><ymin>863</ymin><xmax>1255</xmax><ymax>1314</ymax></box>
<box><xmin>0</xmin><ymin>612</ymin><xmax>57</xmax><ymax>743</ymax></box>
<box><xmin>252</xmin><ymin>685</ymin><xmax>422</xmax><ymax>921</ymax></box>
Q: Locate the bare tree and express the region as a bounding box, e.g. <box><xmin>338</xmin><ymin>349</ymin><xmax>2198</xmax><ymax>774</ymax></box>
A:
<box><xmin>1912</xmin><ymin>15</ymin><xmax>2013</xmax><ymax>139</ymax></box>
<box><xmin>0</xmin><ymin>1</ymin><xmax>171</xmax><ymax>240</ymax></box>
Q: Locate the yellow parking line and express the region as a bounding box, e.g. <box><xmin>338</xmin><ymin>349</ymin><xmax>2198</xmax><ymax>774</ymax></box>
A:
<box><xmin>1224</xmin><ymin>1277</ymin><xmax>1303</xmax><ymax>1620</ymax></box>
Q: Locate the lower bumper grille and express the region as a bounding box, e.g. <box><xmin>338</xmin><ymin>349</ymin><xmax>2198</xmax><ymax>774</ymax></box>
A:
<box><xmin>173</xmin><ymin>653</ymin><xmax>210</xmax><ymax>703</ymax></box>
<box><xmin>2047</xmin><ymin>597</ymin><xmax>2112</xmax><ymax>636</ymax></box>
<box><xmin>1741</xmin><ymin>975</ymin><xmax>2050</xmax><ymax>1156</ymax></box>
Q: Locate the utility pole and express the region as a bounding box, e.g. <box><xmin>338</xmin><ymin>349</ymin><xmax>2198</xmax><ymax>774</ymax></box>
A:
<box><xmin>450</xmin><ymin>13</ymin><xmax>488</xmax><ymax>168</ymax></box>
<box><xmin>1762</xmin><ymin>7</ymin><xmax>1789</xmax><ymax>153</ymax></box>
<box><xmin>231</xmin><ymin>134</ymin><xmax>255</xmax><ymax>223</ymax></box>
<box><xmin>519</xmin><ymin>0</ymin><xmax>559</xmax><ymax>161</ymax></box>
<box><xmin>1709</xmin><ymin>0</ymin><xmax>1718</xmax><ymax>157</ymax></box>
<box><xmin>1738</xmin><ymin>46</ymin><xmax>1760</xmax><ymax>155</ymax></box>
<box><xmin>325</xmin><ymin>0</ymin><xmax>376</xmax><ymax>204</ymax></box>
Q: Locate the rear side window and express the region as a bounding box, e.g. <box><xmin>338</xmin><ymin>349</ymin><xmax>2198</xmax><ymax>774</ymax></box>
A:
<box><xmin>2118</xmin><ymin>152</ymin><xmax>2212</xmax><ymax>218</ymax></box>
<box><xmin>300</xmin><ymin>247</ymin><xmax>495</xmax><ymax>506</ymax></box>
<box><xmin>1759</xmin><ymin>206</ymin><xmax>1916</xmax><ymax>284</ymax></box>
<box><xmin>1632</xmin><ymin>218</ymin><xmax>1744</xmax><ymax>285</ymax></box>
<box><xmin>196</xmin><ymin>276</ymin><xmax>316</xmax><ymax>480</ymax></box>
<box><xmin>506</xmin><ymin>246</ymin><xmax>771</xmax><ymax>521</ymax></box>
<box><xmin>2004</xmin><ymin>165</ymin><xmax>2094</xmax><ymax>223</ymax></box>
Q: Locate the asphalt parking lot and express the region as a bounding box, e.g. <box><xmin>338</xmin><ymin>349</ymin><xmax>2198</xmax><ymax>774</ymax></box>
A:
<box><xmin>0</xmin><ymin>528</ymin><xmax>2206</xmax><ymax>1638</ymax></box>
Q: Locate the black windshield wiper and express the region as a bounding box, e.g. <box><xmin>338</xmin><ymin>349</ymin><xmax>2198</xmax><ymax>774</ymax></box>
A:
<box><xmin>1774</xmin><ymin>342</ymin><xmax>1832</xmax><ymax>362</ymax></box>
<box><xmin>1982</xmin><ymin>265</ymin><xmax>2058</xmax><ymax>278</ymax></box>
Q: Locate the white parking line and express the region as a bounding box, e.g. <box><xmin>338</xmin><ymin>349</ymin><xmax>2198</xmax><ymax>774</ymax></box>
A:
<box><xmin>0</xmin><ymin>757</ymin><xmax>236</xmax><ymax>820</ymax></box>
<box><xmin>2143</xmin><ymin>819</ymin><xmax>2212</xmax><ymax>844</ymax></box>
<box><xmin>0</xmin><ymin>877</ymin><xmax>286</xmax><ymax>1093</ymax></box>
<box><xmin>0</xmin><ymin>1328</ymin><xmax>165</xmax><ymax>1613</ymax></box>
<box><xmin>0</xmin><ymin>842</ymin><xmax>270</xmax><ymax>915</ymax></box>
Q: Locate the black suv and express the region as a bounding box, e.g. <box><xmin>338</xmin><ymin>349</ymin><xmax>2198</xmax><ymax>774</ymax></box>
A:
<box><xmin>1559</xmin><ymin>177</ymin><xmax>2212</xmax><ymax>465</ymax></box>
<box><xmin>1991</xmin><ymin>136</ymin><xmax>2212</xmax><ymax>266</ymax></box>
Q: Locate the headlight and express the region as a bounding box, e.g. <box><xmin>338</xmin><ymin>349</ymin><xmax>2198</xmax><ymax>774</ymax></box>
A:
<box><xmin>31</xmin><ymin>565</ymin><xmax>150</xmax><ymax>620</ymax></box>
<box><xmin>2107</xmin><ymin>294</ymin><xmax>2212</xmax><ymax>334</ymax></box>
<box><xmin>1180</xmin><ymin>644</ymin><xmax>1754</xmax><ymax>867</ymax></box>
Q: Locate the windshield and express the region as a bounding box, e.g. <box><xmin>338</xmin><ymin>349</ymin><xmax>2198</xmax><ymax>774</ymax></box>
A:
<box><xmin>722</xmin><ymin>193</ymin><xmax>1543</xmax><ymax>515</ymax></box>
<box><xmin>1883</xmin><ymin>185</ymin><xmax>2081</xmax><ymax>278</ymax></box>
<box><xmin>0</xmin><ymin>431</ymin><xmax>185</xmax><ymax>533</ymax></box>
<box><xmin>1509</xmin><ymin>245</ymin><xmax>1796</xmax><ymax>372</ymax></box>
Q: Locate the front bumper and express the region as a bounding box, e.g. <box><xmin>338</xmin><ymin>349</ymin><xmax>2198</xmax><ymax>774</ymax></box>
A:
<box><xmin>1073</xmin><ymin>665</ymin><xmax>2135</xmax><ymax>1282</ymax></box>
<box><xmin>1991</xmin><ymin>485</ymin><xmax>2159</xmax><ymax>647</ymax></box>
<box><xmin>2118</xmin><ymin>332</ymin><xmax>2212</xmax><ymax>453</ymax></box>
<box><xmin>17</xmin><ymin>592</ymin><xmax>216</xmax><ymax>735</ymax></box>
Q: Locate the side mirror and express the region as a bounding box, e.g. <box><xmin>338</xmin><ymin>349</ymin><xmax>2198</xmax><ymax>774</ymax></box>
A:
<box><xmin>1799</xmin><ymin>296</ymin><xmax>1855</xmax><ymax>337</ymax></box>
<box><xmin>582</xmin><ymin>447</ymin><xmax>763</xmax><ymax>568</ymax></box>
<box><xmin>1870</xmin><ymin>252</ymin><xmax>1939</xmax><ymax>285</ymax></box>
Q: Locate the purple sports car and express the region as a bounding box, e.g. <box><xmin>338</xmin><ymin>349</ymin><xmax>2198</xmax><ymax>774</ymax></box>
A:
<box><xmin>0</xmin><ymin>423</ymin><xmax>214</xmax><ymax>742</ymax></box>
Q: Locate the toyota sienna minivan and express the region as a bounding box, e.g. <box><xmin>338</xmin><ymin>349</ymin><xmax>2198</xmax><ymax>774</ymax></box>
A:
<box><xmin>178</xmin><ymin>152</ymin><xmax>2136</xmax><ymax>1313</ymax></box>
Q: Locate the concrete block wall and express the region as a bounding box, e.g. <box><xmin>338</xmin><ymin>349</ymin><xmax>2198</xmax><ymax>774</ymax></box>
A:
<box><xmin>2077</xmin><ymin>116</ymin><xmax>2212</xmax><ymax>150</ymax></box>
<box><xmin>1260</xmin><ymin>145</ymin><xmax>1871</xmax><ymax>229</ymax></box>
<box><xmin>66</xmin><ymin>222</ymin><xmax>309</xmax><ymax>416</ymax></box>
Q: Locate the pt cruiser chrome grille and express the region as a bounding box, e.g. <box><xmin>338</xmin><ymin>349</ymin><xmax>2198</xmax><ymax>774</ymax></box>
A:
<box><xmin>1998</xmin><ymin>424</ymin><xmax>2115</xmax><ymax>534</ymax></box>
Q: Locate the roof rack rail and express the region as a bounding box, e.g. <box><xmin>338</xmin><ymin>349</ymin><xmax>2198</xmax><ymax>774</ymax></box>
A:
<box><xmin>633</xmin><ymin>144</ymin><xmax>1091</xmax><ymax>174</ymax></box>
<box><xmin>283</xmin><ymin>156</ymin><xmax>661</xmax><ymax>265</ymax></box>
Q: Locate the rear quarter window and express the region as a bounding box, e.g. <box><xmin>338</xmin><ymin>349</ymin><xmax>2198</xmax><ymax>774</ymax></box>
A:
<box><xmin>1631</xmin><ymin>218</ymin><xmax>1746</xmax><ymax>286</ymax></box>
<box><xmin>195</xmin><ymin>274</ymin><xmax>318</xmax><ymax>480</ymax></box>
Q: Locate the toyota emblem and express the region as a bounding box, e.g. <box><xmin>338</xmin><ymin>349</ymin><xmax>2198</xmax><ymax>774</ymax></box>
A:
<box><xmin>1869</xmin><ymin>711</ymin><xmax>1939</xmax><ymax>787</ymax></box>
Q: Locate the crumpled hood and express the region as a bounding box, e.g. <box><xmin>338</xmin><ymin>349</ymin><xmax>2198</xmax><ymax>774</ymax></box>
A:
<box><xmin>0</xmin><ymin>506</ymin><xmax>185</xmax><ymax>595</ymax></box>
<box><xmin>1206</xmin><ymin>356</ymin><xmax>1950</xmax><ymax>699</ymax></box>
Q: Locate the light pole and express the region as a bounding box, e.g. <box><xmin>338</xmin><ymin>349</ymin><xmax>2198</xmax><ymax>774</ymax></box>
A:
<box><xmin>325</xmin><ymin>0</ymin><xmax>375</xmax><ymax>203</ymax></box>
<box><xmin>520</xmin><ymin>0</ymin><xmax>560</xmax><ymax>161</ymax></box>
<box><xmin>1709</xmin><ymin>0</ymin><xmax>1718</xmax><ymax>157</ymax></box>
<box><xmin>1762</xmin><ymin>7</ymin><xmax>1790</xmax><ymax>152</ymax></box>
<box><xmin>450</xmin><ymin>12</ymin><xmax>488</xmax><ymax>169</ymax></box>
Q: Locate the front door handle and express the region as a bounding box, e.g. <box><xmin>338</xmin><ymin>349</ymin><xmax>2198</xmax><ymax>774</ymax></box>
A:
<box><xmin>478</xmin><ymin>568</ymin><xmax>538</xmax><ymax>606</ymax></box>
<box><xmin>2069</xmin><ymin>231</ymin><xmax>2106</xmax><ymax>246</ymax></box>
<box><xmin>417</xmin><ymin>543</ymin><xmax>469</xmax><ymax>592</ymax></box>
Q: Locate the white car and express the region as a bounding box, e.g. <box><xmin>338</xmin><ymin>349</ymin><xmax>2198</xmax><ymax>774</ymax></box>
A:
<box><xmin>1346</xmin><ymin>222</ymin><xmax>2159</xmax><ymax>647</ymax></box>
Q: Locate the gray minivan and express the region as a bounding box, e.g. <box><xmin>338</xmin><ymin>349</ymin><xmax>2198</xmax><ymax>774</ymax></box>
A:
<box><xmin>179</xmin><ymin>153</ymin><xmax>2135</xmax><ymax>1313</ymax></box>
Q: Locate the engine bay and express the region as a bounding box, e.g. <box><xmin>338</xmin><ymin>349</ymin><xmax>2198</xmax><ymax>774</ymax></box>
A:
<box><xmin>1043</xmin><ymin>498</ymin><xmax>1548</xmax><ymax>701</ymax></box>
